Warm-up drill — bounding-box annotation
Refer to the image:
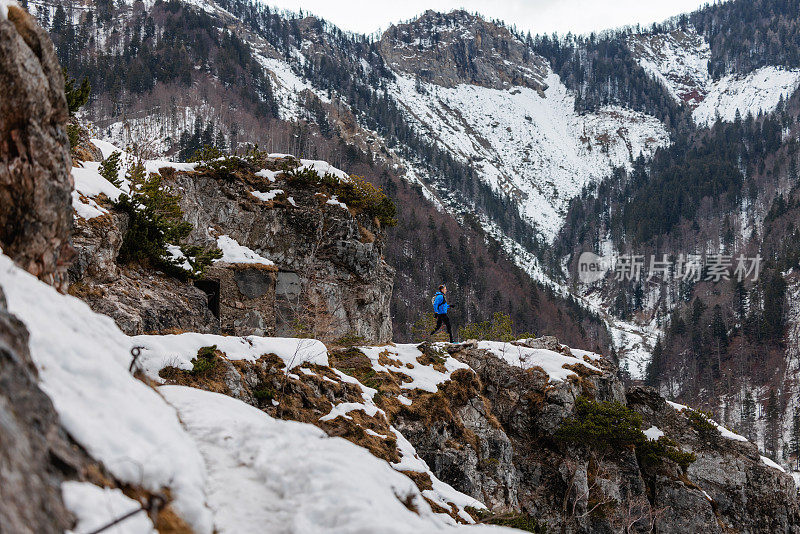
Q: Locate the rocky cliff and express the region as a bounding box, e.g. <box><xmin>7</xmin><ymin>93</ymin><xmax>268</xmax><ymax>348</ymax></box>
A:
<box><xmin>0</xmin><ymin>2</ymin><xmax>73</xmax><ymax>289</ymax></box>
<box><xmin>152</xmin><ymin>333</ymin><xmax>800</xmax><ymax>532</ymax></box>
<box><xmin>379</xmin><ymin>9</ymin><xmax>548</xmax><ymax>91</ymax></box>
<box><xmin>67</xmin><ymin>145</ymin><xmax>394</xmax><ymax>343</ymax></box>
<box><xmin>0</xmin><ymin>7</ymin><xmax>84</xmax><ymax>532</ymax></box>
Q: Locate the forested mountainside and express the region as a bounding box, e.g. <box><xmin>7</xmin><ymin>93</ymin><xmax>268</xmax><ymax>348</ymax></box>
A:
<box><xmin>551</xmin><ymin>0</ymin><xmax>800</xmax><ymax>472</ymax></box>
<box><xmin>25</xmin><ymin>0</ymin><xmax>800</xmax><ymax>473</ymax></box>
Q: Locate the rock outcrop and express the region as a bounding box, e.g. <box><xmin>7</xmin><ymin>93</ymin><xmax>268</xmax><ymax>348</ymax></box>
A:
<box><xmin>0</xmin><ymin>288</ymin><xmax>86</xmax><ymax>533</ymax></box>
<box><xmin>0</xmin><ymin>5</ymin><xmax>73</xmax><ymax>289</ymax></box>
<box><xmin>171</xmin><ymin>159</ymin><xmax>394</xmax><ymax>342</ymax></box>
<box><xmin>68</xmin><ymin>152</ymin><xmax>394</xmax><ymax>342</ymax></box>
<box><xmin>0</xmin><ymin>8</ymin><xmax>85</xmax><ymax>532</ymax></box>
<box><xmin>379</xmin><ymin>10</ymin><xmax>549</xmax><ymax>91</ymax></box>
<box><xmin>157</xmin><ymin>333</ymin><xmax>800</xmax><ymax>532</ymax></box>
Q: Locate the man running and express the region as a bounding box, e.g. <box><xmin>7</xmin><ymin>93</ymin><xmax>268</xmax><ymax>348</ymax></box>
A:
<box><xmin>430</xmin><ymin>284</ymin><xmax>454</xmax><ymax>342</ymax></box>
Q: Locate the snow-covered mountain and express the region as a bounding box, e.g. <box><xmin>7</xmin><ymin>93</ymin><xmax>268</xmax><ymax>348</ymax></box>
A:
<box><xmin>388</xmin><ymin>71</ymin><xmax>668</xmax><ymax>243</ymax></box>
<box><xmin>627</xmin><ymin>28</ymin><xmax>711</xmax><ymax>106</ymax></box>
<box><xmin>627</xmin><ymin>28</ymin><xmax>800</xmax><ymax>126</ymax></box>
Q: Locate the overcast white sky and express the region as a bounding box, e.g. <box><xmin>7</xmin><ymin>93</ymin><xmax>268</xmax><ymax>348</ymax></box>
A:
<box><xmin>264</xmin><ymin>0</ymin><xmax>717</xmax><ymax>36</ymax></box>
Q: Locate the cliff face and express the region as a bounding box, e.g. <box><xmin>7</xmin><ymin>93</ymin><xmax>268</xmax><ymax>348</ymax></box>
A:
<box><xmin>0</xmin><ymin>4</ymin><xmax>73</xmax><ymax>289</ymax></box>
<box><xmin>172</xmin><ymin>157</ymin><xmax>394</xmax><ymax>343</ymax></box>
<box><xmin>68</xmin><ymin>148</ymin><xmax>394</xmax><ymax>342</ymax></box>
<box><xmin>379</xmin><ymin>10</ymin><xmax>549</xmax><ymax>91</ymax></box>
<box><xmin>0</xmin><ymin>7</ymin><xmax>84</xmax><ymax>532</ymax></box>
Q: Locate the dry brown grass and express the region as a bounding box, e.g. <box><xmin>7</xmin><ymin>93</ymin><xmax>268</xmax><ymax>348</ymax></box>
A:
<box><xmin>68</xmin><ymin>282</ymin><xmax>105</xmax><ymax>299</ymax></box>
<box><xmin>359</xmin><ymin>225</ymin><xmax>375</xmax><ymax>243</ymax></box>
<box><xmin>158</xmin><ymin>347</ymin><xmax>233</xmax><ymax>395</ymax></box>
<box><xmin>378</xmin><ymin>351</ymin><xmax>403</xmax><ymax>367</ymax></box>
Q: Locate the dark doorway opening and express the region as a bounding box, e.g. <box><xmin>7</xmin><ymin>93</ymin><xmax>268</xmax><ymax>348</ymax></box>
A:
<box><xmin>194</xmin><ymin>279</ymin><xmax>220</xmax><ymax>318</ymax></box>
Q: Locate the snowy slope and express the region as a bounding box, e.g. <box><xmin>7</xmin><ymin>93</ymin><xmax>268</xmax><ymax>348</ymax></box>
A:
<box><xmin>627</xmin><ymin>29</ymin><xmax>711</xmax><ymax>106</ymax></box>
<box><xmin>693</xmin><ymin>67</ymin><xmax>800</xmax><ymax>126</ymax></box>
<box><xmin>627</xmin><ymin>30</ymin><xmax>800</xmax><ymax>126</ymax></box>
<box><xmin>389</xmin><ymin>72</ymin><xmax>669</xmax><ymax>243</ymax></box>
<box><xmin>163</xmin><ymin>386</ymin><xmax>517</xmax><ymax>534</ymax></box>
<box><xmin>0</xmin><ymin>254</ymin><xmax>214</xmax><ymax>533</ymax></box>
<box><xmin>0</xmin><ymin>253</ymin><xmax>523</xmax><ymax>532</ymax></box>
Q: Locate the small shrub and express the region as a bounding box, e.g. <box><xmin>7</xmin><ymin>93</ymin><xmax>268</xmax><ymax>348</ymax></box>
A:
<box><xmin>190</xmin><ymin>145</ymin><xmax>252</xmax><ymax>181</ymax></box>
<box><xmin>241</xmin><ymin>144</ymin><xmax>271</xmax><ymax>168</ymax></box>
<box><xmin>686</xmin><ymin>410</ymin><xmax>721</xmax><ymax>441</ymax></box>
<box><xmin>64</xmin><ymin>70</ymin><xmax>90</xmax><ymax>115</ymax></box>
<box><xmin>188</xmin><ymin>145</ymin><xmax>225</xmax><ymax>163</ymax></box>
<box><xmin>556</xmin><ymin>396</ymin><xmax>645</xmax><ymax>450</ymax></box>
<box><xmin>336</xmin><ymin>175</ymin><xmax>397</xmax><ymax>226</ymax></box>
<box><xmin>253</xmin><ymin>384</ymin><xmax>276</xmax><ymax>403</ymax></box>
<box><xmin>334</xmin><ymin>332</ymin><xmax>367</xmax><ymax>347</ymax></box>
<box><xmin>99</xmin><ymin>151</ymin><xmax>122</xmax><ymax>187</ymax></box>
<box><xmin>459</xmin><ymin>312</ymin><xmax>532</xmax><ymax>342</ymax></box>
<box><xmin>67</xmin><ymin>123</ymin><xmax>81</xmax><ymax>151</ymax></box>
<box><xmin>114</xmin><ymin>164</ymin><xmax>218</xmax><ymax>280</ymax></box>
<box><xmin>284</xmin><ymin>167</ymin><xmax>397</xmax><ymax>226</ymax></box>
<box><xmin>190</xmin><ymin>345</ymin><xmax>218</xmax><ymax>375</ymax></box>
<box><xmin>637</xmin><ymin>436</ymin><xmax>696</xmax><ymax>472</ymax></box>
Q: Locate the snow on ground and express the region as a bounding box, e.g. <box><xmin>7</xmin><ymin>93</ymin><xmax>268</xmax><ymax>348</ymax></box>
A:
<box><xmin>476</xmin><ymin>341</ymin><xmax>601</xmax><ymax>382</ymax></box>
<box><xmin>627</xmin><ymin>29</ymin><xmax>710</xmax><ymax>105</ymax></box>
<box><xmin>251</xmin><ymin>189</ymin><xmax>284</xmax><ymax>201</ymax></box>
<box><xmin>255</xmin><ymin>54</ymin><xmax>331</xmax><ymax>122</ymax></box>
<box><xmin>358</xmin><ymin>343</ymin><xmax>471</xmax><ymax>393</ymax></box>
<box><xmin>711</xmin><ymin>420</ymin><xmax>749</xmax><ymax>442</ymax></box>
<box><xmin>607</xmin><ymin>317</ymin><xmax>659</xmax><ymax>380</ymax></box>
<box><xmin>63</xmin><ymin>482</ymin><xmax>156</xmax><ymax>534</ymax></box>
<box><xmin>666</xmin><ymin>400</ymin><xmax>689</xmax><ymax>411</ymax></box>
<box><xmin>666</xmin><ymin>399</ymin><xmax>749</xmax><ymax>442</ymax></box>
<box><xmin>70</xmin><ymin>160</ymin><xmax>126</xmax><ymax>220</ymax></box>
<box><xmin>214</xmin><ymin>234</ymin><xmax>274</xmax><ymax>266</ymax></box>
<box><xmin>162</xmin><ymin>386</ymin><xmax>515</xmax><ymax>534</ymax></box>
<box><xmin>644</xmin><ymin>425</ymin><xmax>665</xmax><ymax>441</ymax></box>
<box><xmin>72</xmin><ymin>192</ymin><xmax>109</xmax><ymax>220</ymax></box>
<box><xmin>255</xmin><ymin>168</ymin><xmax>279</xmax><ymax>181</ymax></box>
<box><xmin>0</xmin><ymin>254</ymin><xmax>213</xmax><ymax>533</ymax></box>
<box><xmin>165</xmin><ymin>244</ymin><xmax>193</xmax><ymax>271</ymax></box>
<box><xmin>325</xmin><ymin>194</ymin><xmax>349</xmax><ymax>210</ymax></box>
<box><xmin>98</xmin><ymin>102</ymin><xmax>217</xmax><ymax>158</ymax></box>
<box><xmin>389</xmin><ymin>425</ymin><xmax>486</xmax><ymax>524</ymax></box>
<box><xmin>71</xmin><ymin>138</ymin><xmax>197</xmax><ymax>220</ymax></box>
<box><xmin>72</xmin><ymin>163</ymin><xmax>125</xmax><ymax>201</ymax></box>
<box><xmin>297</xmin><ymin>158</ymin><xmax>350</xmax><ymax>181</ymax></box>
<box><xmin>133</xmin><ymin>334</ymin><xmax>328</xmax><ymax>380</ymax></box>
<box><xmin>389</xmin><ymin>71</ymin><xmax>669</xmax><ymax>243</ymax></box>
<box><xmin>1</xmin><ymin>254</ymin><xmax>505</xmax><ymax>532</ymax></box>
<box><xmin>693</xmin><ymin>67</ymin><xmax>800</xmax><ymax>126</ymax></box>
<box><xmin>312</xmin><ymin>343</ymin><xmax>491</xmax><ymax>521</ymax></box>
<box><xmin>761</xmin><ymin>455</ymin><xmax>787</xmax><ymax>473</ymax></box>
<box><xmin>627</xmin><ymin>28</ymin><xmax>800</xmax><ymax>127</ymax></box>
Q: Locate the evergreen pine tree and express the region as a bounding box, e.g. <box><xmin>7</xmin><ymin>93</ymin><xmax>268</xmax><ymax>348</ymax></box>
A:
<box><xmin>790</xmin><ymin>407</ymin><xmax>800</xmax><ymax>469</ymax></box>
<box><xmin>765</xmin><ymin>389</ymin><xmax>780</xmax><ymax>459</ymax></box>
<box><xmin>741</xmin><ymin>390</ymin><xmax>757</xmax><ymax>441</ymax></box>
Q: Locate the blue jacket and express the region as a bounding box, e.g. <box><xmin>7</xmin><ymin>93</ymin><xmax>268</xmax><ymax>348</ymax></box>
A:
<box><xmin>433</xmin><ymin>292</ymin><xmax>449</xmax><ymax>314</ymax></box>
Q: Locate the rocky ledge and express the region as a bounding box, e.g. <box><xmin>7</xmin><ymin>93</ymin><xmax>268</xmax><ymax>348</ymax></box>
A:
<box><xmin>67</xmin><ymin>142</ymin><xmax>394</xmax><ymax>343</ymax></box>
<box><xmin>148</xmin><ymin>334</ymin><xmax>800</xmax><ymax>532</ymax></box>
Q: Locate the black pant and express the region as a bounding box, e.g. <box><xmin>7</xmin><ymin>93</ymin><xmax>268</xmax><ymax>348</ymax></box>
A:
<box><xmin>431</xmin><ymin>313</ymin><xmax>453</xmax><ymax>342</ymax></box>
